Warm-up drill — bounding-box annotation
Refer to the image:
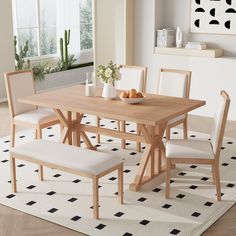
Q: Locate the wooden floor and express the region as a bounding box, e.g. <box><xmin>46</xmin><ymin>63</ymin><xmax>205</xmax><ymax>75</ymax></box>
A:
<box><xmin>0</xmin><ymin>102</ymin><xmax>236</xmax><ymax>236</ymax></box>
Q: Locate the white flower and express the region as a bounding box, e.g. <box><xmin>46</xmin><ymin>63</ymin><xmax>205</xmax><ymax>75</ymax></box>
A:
<box><xmin>105</xmin><ymin>68</ymin><xmax>112</xmax><ymax>78</ymax></box>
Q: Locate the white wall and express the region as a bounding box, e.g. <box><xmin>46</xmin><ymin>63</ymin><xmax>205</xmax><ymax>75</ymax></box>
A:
<box><xmin>134</xmin><ymin>0</ymin><xmax>236</xmax><ymax>121</ymax></box>
<box><xmin>0</xmin><ymin>1</ymin><xmax>15</xmax><ymax>101</ymax></box>
<box><xmin>94</xmin><ymin>0</ymin><xmax>132</xmax><ymax>69</ymax></box>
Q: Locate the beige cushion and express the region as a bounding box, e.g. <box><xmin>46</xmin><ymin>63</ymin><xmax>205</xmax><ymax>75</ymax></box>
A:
<box><xmin>167</xmin><ymin>114</ymin><xmax>185</xmax><ymax>125</ymax></box>
<box><xmin>117</xmin><ymin>67</ymin><xmax>144</xmax><ymax>92</ymax></box>
<box><xmin>166</xmin><ymin>139</ymin><xmax>214</xmax><ymax>159</ymax></box>
<box><xmin>10</xmin><ymin>140</ymin><xmax>122</xmax><ymax>175</ymax></box>
<box><xmin>14</xmin><ymin>108</ymin><xmax>57</xmax><ymax>125</ymax></box>
<box><xmin>158</xmin><ymin>72</ymin><xmax>187</xmax><ymax>98</ymax></box>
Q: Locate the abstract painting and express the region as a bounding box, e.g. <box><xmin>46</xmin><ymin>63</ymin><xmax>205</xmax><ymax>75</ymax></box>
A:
<box><xmin>191</xmin><ymin>0</ymin><xmax>236</xmax><ymax>34</ymax></box>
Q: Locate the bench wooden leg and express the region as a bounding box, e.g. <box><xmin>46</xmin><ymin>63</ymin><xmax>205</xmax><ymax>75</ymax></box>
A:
<box><xmin>165</xmin><ymin>159</ymin><xmax>171</xmax><ymax>199</ymax></box>
<box><xmin>121</xmin><ymin>121</ymin><xmax>126</xmax><ymax>149</ymax></box>
<box><xmin>10</xmin><ymin>157</ymin><xmax>17</xmax><ymax>193</ymax></box>
<box><xmin>96</xmin><ymin>117</ymin><xmax>101</xmax><ymax>144</ymax></box>
<box><xmin>118</xmin><ymin>163</ymin><xmax>124</xmax><ymax>204</ymax></box>
<box><xmin>93</xmin><ymin>177</ymin><xmax>99</xmax><ymax>219</ymax></box>
<box><xmin>36</xmin><ymin>127</ymin><xmax>44</xmax><ymax>181</ymax></box>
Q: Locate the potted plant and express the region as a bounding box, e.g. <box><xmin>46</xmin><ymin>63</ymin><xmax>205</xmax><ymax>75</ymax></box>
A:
<box><xmin>97</xmin><ymin>61</ymin><xmax>120</xmax><ymax>99</ymax></box>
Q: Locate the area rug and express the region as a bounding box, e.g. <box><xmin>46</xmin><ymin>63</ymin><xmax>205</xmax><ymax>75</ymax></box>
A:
<box><xmin>0</xmin><ymin>115</ymin><xmax>236</xmax><ymax>236</ymax></box>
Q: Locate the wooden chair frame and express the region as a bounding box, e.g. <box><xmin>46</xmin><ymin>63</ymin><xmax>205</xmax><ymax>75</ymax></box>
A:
<box><xmin>10</xmin><ymin>152</ymin><xmax>123</xmax><ymax>219</ymax></box>
<box><xmin>96</xmin><ymin>65</ymin><xmax>148</xmax><ymax>151</ymax></box>
<box><xmin>158</xmin><ymin>68</ymin><xmax>192</xmax><ymax>140</ymax></box>
<box><xmin>165</xmin><ymin>91</ymin><xmax>230</xmax><ymax>201</ymax></box>
<box><xmin>5</xmin><ymin>70</ymin><xmax>60</xmax><ymax>180</ymax></box>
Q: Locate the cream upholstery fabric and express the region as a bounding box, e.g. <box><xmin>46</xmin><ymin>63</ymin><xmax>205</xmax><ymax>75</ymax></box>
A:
<box><xmin>7</xmin><ymin>71</ymin><xmax>36</xmax><ymax>116</ymax></box>
<box><xmin>211</xmin><ymin>96</ymin><xmax>226</xmax><ymax>153</ymax></box>
<box><xmin>117</xmin><ymin>68</ymin><xmax>144</xmax><ymax>92</ymax></box>
<box><xmin>167</xmin><ymin>114</ymin><xmax>185</xmax><ymax>125</ymax></box>
<box><xmin>10</xmin><ymin>140</ymin><xmax>123</xmax><ymax>175</ymax></box>
<box><xmin>158</xmin><ymin>72</ymin><xmax>187</xmax><ymax>98</ymax></box>
<box><xmin>166</xmin><ymin>140</ymin><xmax>214</xmax><ymax>159</ymax></box>
<box><xmin>14</xmin><ymin>108</ymin><xmax>58</xmax><ymax>125</ymax></box>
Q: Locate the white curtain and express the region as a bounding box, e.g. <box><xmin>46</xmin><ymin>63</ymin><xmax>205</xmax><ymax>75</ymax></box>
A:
<box><xmin>56</xmin><ymin>0</ymin><xmax>80</xmax><ymax>60</ymax></box>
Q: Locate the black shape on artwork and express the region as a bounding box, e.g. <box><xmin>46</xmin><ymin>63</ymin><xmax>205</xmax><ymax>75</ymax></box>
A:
<box><xmin>195</xmin><ymin>7</ymin><xmax>205</xmax><ymax>12</ymax></box>
<box><xmin>209</xmin><ymin>20</ymin><xmax>220</xmax><ymax>24</ymax></box>
<box><xmin>195</xmin><ymin>0</ymin><xmax>201</xmax><ymax>4</ymax></box>
<box><xmin>225</xmin><ymin>20</ymin><xmax>231</xmax><ymax>29</ymax></box>
<box><xmin>226</xmin><ymin>0</ymin><xmax>232</xmax><ymax>5</ymax></box>
<box><xmin>210</xmin><ymin>8</ymin><xmax>216</xmax><ymax>17</ymax></box>
<box><xmin>225</xmin><ymin>8</ymin><xmax>236</xmax><ymax>13</ymax></box>
<box><xmin>194</xmin><ymin>19</ymin><xmax>200</xmax><ymax>27</ymax></box>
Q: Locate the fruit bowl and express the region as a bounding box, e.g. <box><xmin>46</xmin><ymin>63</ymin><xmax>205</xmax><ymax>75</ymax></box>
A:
<box><xmin>120</xmin><ymin>96</ymin><xmax>145</xmax><ymax>104</ymax></box>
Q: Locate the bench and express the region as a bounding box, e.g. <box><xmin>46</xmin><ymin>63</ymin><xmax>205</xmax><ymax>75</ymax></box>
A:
<box><xmin>9</xmin><ymin>140</ymin><xmax>123</xmax><ymax>219</ymax></box>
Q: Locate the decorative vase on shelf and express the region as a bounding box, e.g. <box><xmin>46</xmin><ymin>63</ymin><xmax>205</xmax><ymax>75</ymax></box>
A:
<box><xmin>102</xmin><ymin>82</ymin><xmax>116</xmax><ymax>100</ymax></box>
<box><xmin>176</xmin><ymin>26</ymin><xmax>183</xmax><ymax>48</ymax></box>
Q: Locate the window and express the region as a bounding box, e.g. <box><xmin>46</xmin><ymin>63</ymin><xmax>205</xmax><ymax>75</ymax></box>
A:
<box><xmin>12</xmin><ymin>0</ymin><xmax>93</xmax><ymax>59</ymax></box>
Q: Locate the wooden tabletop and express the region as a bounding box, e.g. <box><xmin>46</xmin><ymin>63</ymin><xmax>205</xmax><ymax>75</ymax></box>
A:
<box><xmin>19</xmin><ymin>85</ymin><xmax>205</xmax><ymax>126</ymax></box>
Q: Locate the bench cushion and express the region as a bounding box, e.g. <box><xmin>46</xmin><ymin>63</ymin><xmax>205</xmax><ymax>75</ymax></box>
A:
<box><xmin>10</xmin><ymin>140</ymin><xmax>122</xmax><ymax>175</ymax></box>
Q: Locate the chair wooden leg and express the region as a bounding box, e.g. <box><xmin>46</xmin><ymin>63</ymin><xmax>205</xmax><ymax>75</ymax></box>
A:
<box><xmin>36</xmin><ymin>127</ymin><xmax>44</xmax><ymax>181</ymax></box>
<box><xmin>212</xmin><ymin>165</ymin><xmax>216</xmax><ymax>185</ymax></box>
<box><xmin>10</xmin><ymin>157</ymin><xmax>17</xmax><ymax>193</ymax></box>
<box><xmin>136</xmin><ymin>124</ymin><xmax>141</xmax><ymax>152</ymax></box>
<box><xmin>118</xmin><ymin>163</ymin><xmax>124</xmax><ymax>204</ymax></box>
<box><xmin>96</xmin><ymin>117</ymin><xmax>101</xmax><ymax>143</ymax></box>
<box><xmin>165</xmin><ymin>158</ymin><xmax>171</xmax><ymax>198</ymax></box>
<box><xmin>213</xmin><ymin>163</ymin><xmax>222</xmax><ymax>201</ymax></box>
<box><xmin>183</xmin><ymin>119</ymin><xmax>188</xmax><ymax>139</ymax></box>
<box><xmin>166</xmin><ymin>127</ymin><xmax>170</xmax><ymax>140</ymax></box>
<box><xmin>10</xmin><ymin>123</ymin><xmax>16</xmax><ymax>148</ymax></box>
<box><xmin>121</xmin><ymin>121</ymin><xmax>126</xmax><ymax>149</ymax></box>
<box><xmin>93</xmin><ymin>176</ymin><xmax>99</xmax><ymax>219</ymax></box>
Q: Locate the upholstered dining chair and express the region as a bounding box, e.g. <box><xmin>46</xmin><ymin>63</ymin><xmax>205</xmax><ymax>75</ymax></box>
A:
<box><xmin>4</xmin><ymin>69</ymin><xmax>60</xmax><ymax>180</ymax></box>
<box><xmin>158</xmin><ymin>68</ymin><xmax>192</xmax><ymax>140</ymax></box>
<box><xmin>165</xmin><ymin>91</ymin><xmax>230</xmax><ymax>201</ymax></box>
<box><xmin>96</xmin><ymin>65</ymin><xmax>147</xmax><ymax>150</ymax></box>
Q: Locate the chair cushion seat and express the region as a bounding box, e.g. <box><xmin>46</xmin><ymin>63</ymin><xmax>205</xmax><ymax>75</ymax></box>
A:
<box><xmin>14</xmin><ymin>108</ymin><xmax>58</xmax><ymax>125</ymax></box>
<box><xmin>167</xmin><ymin>114</ymin><xmax>185</xmax><ymax>125</ymax></box>
<box><xmin>10</xmin><ymin>140</ymin><xmax>122</xmax><ymax>175</ymax></box>
<box><xmin>166</xmin><ymin>139</ymin><xmax>214</xmax><ymax>159</ymax></box>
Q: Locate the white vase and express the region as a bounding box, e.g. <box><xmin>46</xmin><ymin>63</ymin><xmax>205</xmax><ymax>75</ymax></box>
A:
<box><xmin>102</xmin><ymin>82</ymin><xmax>116</xmax><ymax>99</ymax></box>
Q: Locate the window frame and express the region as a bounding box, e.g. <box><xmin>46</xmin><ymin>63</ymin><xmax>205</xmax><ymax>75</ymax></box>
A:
<box><xmin>12</xmin><ymin>0</ymin><xmax>94</xmax><ymax>62</ymax></box>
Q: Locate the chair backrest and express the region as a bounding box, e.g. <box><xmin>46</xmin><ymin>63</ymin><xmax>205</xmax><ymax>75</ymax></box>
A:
<box><xmin>158</xmin><ymin>68</ymin><xmax>191</xmax><ymax>98</ymax></box>
<box><xmin>117</xmin><ymin>65</ymin><xmax>147</xmax><ymax>93</ymax></box>
<box><xmin>4</xmin><ymin>70</ymin><xmax>36</xmax><ymax>118</ymax></box>
<box><xmin>211</xmin><ymin>91</ymin><xmax>230</xmax><ymax>159</ymax></box>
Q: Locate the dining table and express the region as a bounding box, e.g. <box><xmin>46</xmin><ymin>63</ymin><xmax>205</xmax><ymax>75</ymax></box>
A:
<box><xmin>19</xmin><ymin>84</ymin><xmax>205</xmax><ymax>191</ymax></box>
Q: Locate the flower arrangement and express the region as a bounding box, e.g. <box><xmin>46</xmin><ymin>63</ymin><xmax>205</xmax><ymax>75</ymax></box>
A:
<box><xmin>97</xmin><ymin>61</ymin><xmax>120</xmax><ymax>86</ymax></box>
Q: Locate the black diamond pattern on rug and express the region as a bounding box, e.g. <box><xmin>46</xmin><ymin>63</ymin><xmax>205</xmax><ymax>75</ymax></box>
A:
<box><xmin>192</xmin><ymin>212</ymin><xmax>201</xmax><ymax>217</ymax></box>
<box><xmin>162</xmin><ymin>204</ymin><xmax>172</xmax><ymax>209</ymax></box>
<box><xmin>6</xmin><ymin>194</ymin><xmax>16</xmax><ymax>199</ymax></box>
<box><xmin>189</xmin><ymin>185</ymin><xmax>198</xmax><ymax>189</ymax></box>
<box><xmin>47</xmin><ymin>191</ymin><xmax>56</xmax><ymax>196</ymax></box>
<box><xmin>152</xmin><ymin>188</ymin><xmax>161</xmax><ymax>192</ymax></box>
<box><xmin>26</xmin><ymin>201</ymin><xmax>36</xmax><ymax>206</ymax></box>
<box><xmin>204</xmin><ymin>201</ymin><xmax>214</xmax><ymax>207</ymax></box>
<box><xmin>170</xmin><ymin>229</ymin><xmax>181</xmax><ymax>235</ymax></box>
<box><xmin>139</xmin><ymin>219</ymin><xmax>150</xmax><ymax>225</ymax></box>
<box><xmin>48</xmin><ymin>208</ymin><xmax>58</xmax><ymax>213</ymax></box>
<box><xmin>68</xmin><ymin>197</ymin><xmax>78</xmax><ymax>202</ymax></box>
<box><xmin>71</xmin><ymin>216</ymin><xmax>81</xmax><ymax>221</ymax></box>
<box><xmin>114</xmin><ymin>211</ymin><xmax>124</xmax><ymax>217</ymax></box>
<box><xmin>27</xmin><ymin>185</ymin><xmax>36</xmax><ymax>190</ymax></box>
<box><xmin>176</xmin><ymin>194</ymin><xmax>185</xmax><ymax>199</ymax></box>
<box><xmin>137</xmin><ymin>197</ymin><xmax>147</xmax><ymax>202</ymax></box>
<box><xmin>95</xmin><ymin>224</ymin><xmax>106</xmax><ymax>230</ymax></box>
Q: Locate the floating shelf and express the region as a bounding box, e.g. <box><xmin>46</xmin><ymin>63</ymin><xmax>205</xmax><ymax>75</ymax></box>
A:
<box><xmin>154</xmin><ymin>47</ymin><xmax>224</xmax><ymax>58</ymax></box>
